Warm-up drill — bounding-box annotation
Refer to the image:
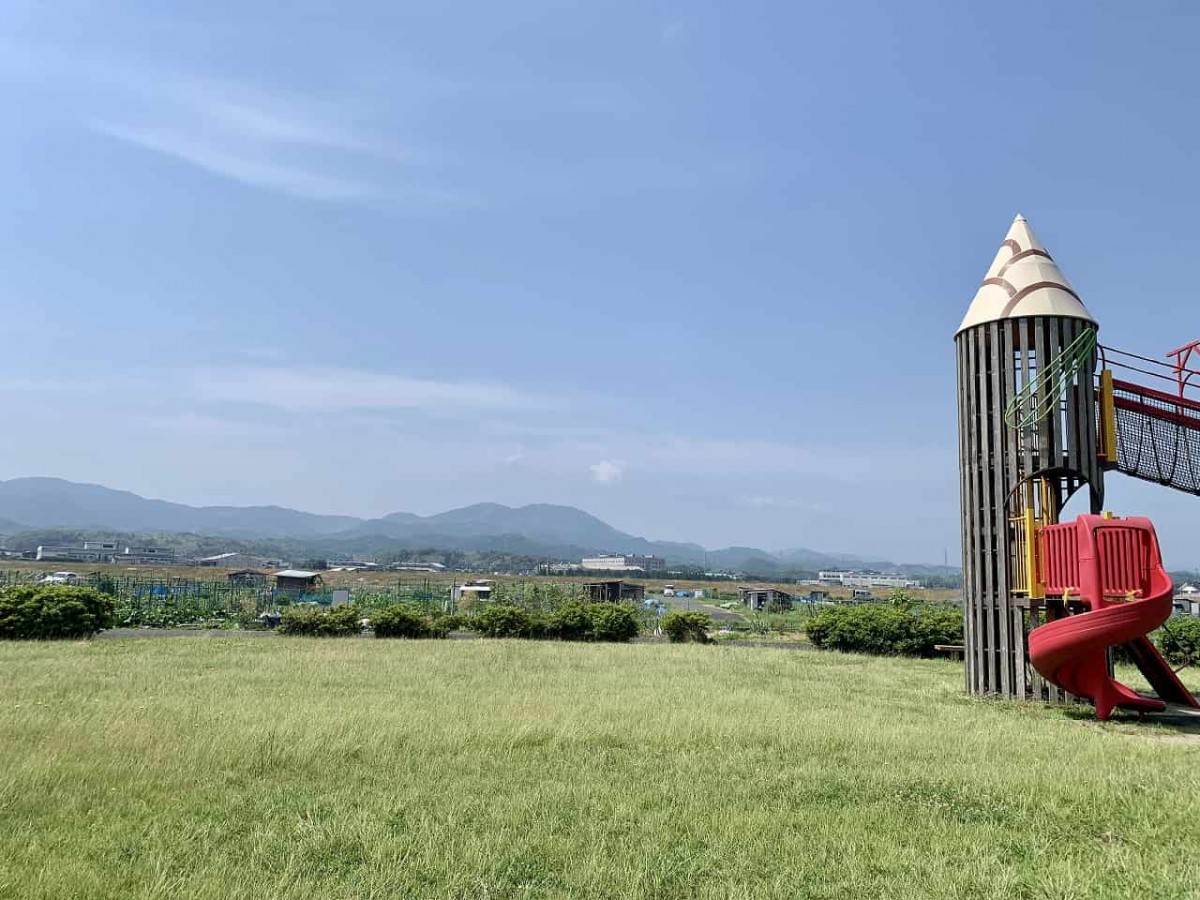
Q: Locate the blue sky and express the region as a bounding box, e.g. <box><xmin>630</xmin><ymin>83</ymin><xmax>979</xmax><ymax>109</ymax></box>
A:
<box><xmin>2</xmin><ymin>2</ymin><xmax>1200</xmax><ymax>565</ymax></box>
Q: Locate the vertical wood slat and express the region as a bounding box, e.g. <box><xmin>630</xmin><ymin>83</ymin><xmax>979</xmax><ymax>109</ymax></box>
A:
<box><xmin>956</xmin><ymin>340</ymin><xmax>974</xmax><ymax>693</ymax></box>
<box><xmin>966</xmin><ymin>331</ymin><xmax>985</xmax><ymax>694</ymax></box>
<box><xmin>989</xmin><ymin>321</ymin><xmax>1011</xmax><ymax>697</ymax></box>
<box><xmin>1064</xmin><ymin>318</ymin><xmax>1080</xmax><ymax>478</ymax></box>
<box><xmin>1029</xmin><ymin>602</ymin><xmax>1047</xmax><ymax>701</ymax></box>
<box><xmin>1032</xmin><ymin>320</ymin><xmax>1061</xmax><ymax>705</ymax></box>
<box><xmin>1012</xmin><ymin>605</ymin><xmax>1027</xmax><ymax>699</ymax></box>
<box><xmin>1082</xmin><ymin>332</ymin><xmax>1104</xmax><ymax>513</ymax></box>
<box><xmin>1003</xmin><ymin>324</ymin><xmax>1022</xmax><ymax>696</ymax></box>
<box><xmin>1002</xmin><ymin>321</ymin><xmax>1023</xmax><ymax>695</ymax></box>
<box><xmin>1049</xmin><ymin>317</ymin><xmax>1063</xmax><ymax>506</ymax></box>
<box><xmin>976</xmin><ymin>326</ymin><xmax>997</xmax><ymax>694</ymax></box>
<box><xmin>1020</xmin><ymin>322</ymin><xmax>1035</xmax><ymax>480</ymax></box>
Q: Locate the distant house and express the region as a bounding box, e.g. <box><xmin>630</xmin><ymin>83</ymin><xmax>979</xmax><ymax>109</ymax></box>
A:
<box><xmin>584</xmin><ymin>580</ymin><xmax>646</xmax><ymax>603</ymax></box>
<box><xmin>228</xmin><ymin>570</ymin><xmax>269</xmax><ymax>587</ymax></box>
<box><xmin>451</xmin><ymin>580</ymin><xmax>494</xmax><ymax>605</ymax></box>
<box><xmin>200</xmin><ymin>552</ymin><xmax>281</xmax><ymax>570</ymax></box>
<box><xmin>274</xmin><ymin>570</ymin><xmax>324</xmax><ymax>596</ymax></box>
<box><xmin>739</xmin><ymin>586</ymin><xmax>794</xmax><ymax>612</ymax></box>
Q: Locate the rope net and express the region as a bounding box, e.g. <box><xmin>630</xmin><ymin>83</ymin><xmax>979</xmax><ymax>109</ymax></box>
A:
<box><xmin>1111</xmin><ymin>379</ymin><xmax>1200</xmax><ymax>496</ymax></box>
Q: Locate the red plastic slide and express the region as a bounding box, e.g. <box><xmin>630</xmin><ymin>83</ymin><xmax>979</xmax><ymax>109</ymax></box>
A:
<box><xmin>1027</xmin><ymin>514</ymin><xmax>1199</xmax><ymax>720</ymax></box>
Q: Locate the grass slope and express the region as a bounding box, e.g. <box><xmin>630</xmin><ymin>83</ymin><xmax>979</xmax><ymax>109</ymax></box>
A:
<box><xmin>2</xmin><ymin>640</ymin><xmax>1200</xmax><ymax>899</ymax></box>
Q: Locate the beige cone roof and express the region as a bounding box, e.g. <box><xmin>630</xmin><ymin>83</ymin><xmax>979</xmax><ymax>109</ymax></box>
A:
<box><xmin>957</xmin><ymin>214</ymin><xmax>1096</xmax><ymax>334</ymax></box>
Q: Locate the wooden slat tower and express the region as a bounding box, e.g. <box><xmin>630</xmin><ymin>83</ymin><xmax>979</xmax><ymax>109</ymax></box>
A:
<box><xmin>955</xmin><ymin>215</ymin><xmax>1103</xmax><ymax>700</ymax></box>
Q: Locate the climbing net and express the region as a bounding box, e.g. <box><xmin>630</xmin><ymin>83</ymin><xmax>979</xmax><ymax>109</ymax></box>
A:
<box><xmin>1111</xmin><ymin>379</ymin><xmax>1200</xmax><ymax>496</ymax></box>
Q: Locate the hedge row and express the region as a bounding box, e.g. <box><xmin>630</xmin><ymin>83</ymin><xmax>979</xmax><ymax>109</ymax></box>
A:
<box><xmin>472</xmin><ymin>602</ymin><xmax>640</xmax><ymax>642</ymax></box>
<box><xmin>806</xmin><ymin>605</ymin><xmax>962</xmax><ymax>657</ymax></box>
<box><xmin>0</xmin><ymin>585</ymin><xmax>116</xmax><ymax>640</ymax></box>
<box><xmin>274</xmin><ymin>601</ymin><xmax>642</xmax><ymax>643</ymax></box>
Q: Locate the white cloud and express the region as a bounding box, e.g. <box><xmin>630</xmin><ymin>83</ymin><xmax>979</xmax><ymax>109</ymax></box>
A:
<box><xmin>92</xmin><ymin>121</ymin><xmax>371</xmax><ymax>201</ymax></box>
<box><xmin>87</xmin><ymin>76</ymin><xmax>402</xmax><ymax>202</ymax></box>
<box><xmin>589</xmin><ymin>459</ymin><xmax>626</xmax><ymax>483</ymax></box>
<box><xmin>191</xmin><ymin>366</ymin><xmax>539</xmax><ymax>412</ymax></box>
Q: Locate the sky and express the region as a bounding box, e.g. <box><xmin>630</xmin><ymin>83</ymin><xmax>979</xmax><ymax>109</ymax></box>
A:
<box><xmin>2</xmin><ymin>1</ymin><xmax>1200</xmax><ymax>565</ymax></box>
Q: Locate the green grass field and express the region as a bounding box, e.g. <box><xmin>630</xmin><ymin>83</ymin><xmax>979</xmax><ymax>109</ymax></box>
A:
<box><xmin>3</xmin><ymin>639</ymin><xmax>1200</xmax><ymax>899</ymax></box>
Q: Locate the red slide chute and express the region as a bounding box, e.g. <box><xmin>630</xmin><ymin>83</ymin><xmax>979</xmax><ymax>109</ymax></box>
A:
<box><xmin>1028</xmin><ymin>514</ymin><xmax>1199</xmax><ymax>720</ymax></box>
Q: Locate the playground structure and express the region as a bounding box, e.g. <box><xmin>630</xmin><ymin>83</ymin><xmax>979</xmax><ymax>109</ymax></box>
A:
<box><xmin>955</xmin><ymin>214</ymin><xmax>1200</xmax><ymax>718</ymax></box>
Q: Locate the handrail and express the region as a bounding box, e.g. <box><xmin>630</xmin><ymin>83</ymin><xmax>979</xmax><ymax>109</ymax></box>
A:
<box><xmin>1101</xmin><ymin>342</ymin><xmax>1200</xmax><ymax>402</ymax></box>
<box><xmin>1004</xmin><ymin>328</ymin><xmax>1097</xmax><ymax>430</ymax></box>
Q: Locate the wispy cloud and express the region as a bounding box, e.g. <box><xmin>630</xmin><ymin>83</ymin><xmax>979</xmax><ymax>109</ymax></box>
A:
<box><xmin>92</xmin><ymin>121</ymin><xmax>371</xmax><ymax>201</ymax></box>
<box><xmin>192</xmin><ymin>366</ymin><xmax>540</xmax><ymax>413</ymax></box>
<box><xmin>87</xmin><ymin>77</ymin><xmax>399</xmax><ymax>202</ymax></box>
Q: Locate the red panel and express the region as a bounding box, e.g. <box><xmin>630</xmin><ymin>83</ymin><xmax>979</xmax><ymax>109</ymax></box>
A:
<box><xmin>1040</xmin><ymin>523</ymin><xmax>1078</xmax><ymax>595</ymax></box>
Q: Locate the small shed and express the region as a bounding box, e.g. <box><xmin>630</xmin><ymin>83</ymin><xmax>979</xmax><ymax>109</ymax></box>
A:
<box><xmin>584</xmin><ymin>580</ymin><xmax>646</xmax><ymax>603</ymax></box>
<box><xmin>451</xmin><ymin>580</ymin><xmax>494</xmax><ymax>605</ymax></box>
<box><xmin>739</xmin><ymin>586</ymin><xmax>794</xmax><ymax>612</ymax></box>
<box><xmin>274</xmin><ymin>569</ymin><xmax>325</xmax><ymax>596</ymax></box>
<box><xmin>228</xmin><ymin>569</ymin><xmax>269</xmax><ymax>587</ymax></box>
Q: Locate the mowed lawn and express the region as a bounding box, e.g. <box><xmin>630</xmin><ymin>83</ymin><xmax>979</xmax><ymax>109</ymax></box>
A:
<box><xmin>3</xmin><ymin>640</ymin><xmax>1200</xmax><ymax>900</ymax></box>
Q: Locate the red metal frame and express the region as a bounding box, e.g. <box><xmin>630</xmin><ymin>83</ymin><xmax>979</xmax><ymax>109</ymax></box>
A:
<box><xmin>1111</xmin><ymin>377</ymin><xmax>1200</xmax><ymax>432</ymax></box>
<box><xmin>1167</xmin><ymin>339</ymin><xmax>1200</xmax><ymax>399</ymax></box>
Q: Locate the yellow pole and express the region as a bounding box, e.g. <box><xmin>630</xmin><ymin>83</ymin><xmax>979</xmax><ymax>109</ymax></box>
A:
<box><xmin>1025</xmin><ymin>507</ymin><xmax>1044</xmax><ymax>600</ymax></box>
<box><xmin>1099</xmin><ymin>369</ymin><xmax>1117</xmax><ymax>461</ymax></box>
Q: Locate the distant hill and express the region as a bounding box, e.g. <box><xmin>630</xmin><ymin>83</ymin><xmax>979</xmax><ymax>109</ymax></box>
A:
<box><xmin>0</xmin><ymin>477</ymin><xmax>956</xmax><ymax>575</ymax></box>
<box><xmin>0</xmin><ymin>478</ymin><xmax>359</xmax><ymax>537</ymax></box>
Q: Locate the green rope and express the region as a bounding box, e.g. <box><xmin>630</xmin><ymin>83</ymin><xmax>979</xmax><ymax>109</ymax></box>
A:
<box><xmin>1004</xmin><ymin>327</ymin><xmax>1098</xmax><ymax>430</ymax></box>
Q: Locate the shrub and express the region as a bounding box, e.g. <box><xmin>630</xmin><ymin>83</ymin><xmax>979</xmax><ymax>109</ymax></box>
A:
<box><xmin>434</xmin><ymin>613</ymin><xmax>466</xmax><ymax>633</ymax></box>
<box><xmin>662</xmin><ymin>611</ymin><xmax>713</xmax><ymax>644</ymax></box>
<box><xmin>806</xmin><ymin>604</ymin><xmax>961</xmax><ymax>657</ymax></box>
<box><xmin>0</xmin><ymin>585</ymin><xmax>116</xmax><ymax>640</ymax></box>
<box><xmin>277</xmin><ymin>605</ymin><xmax>363</xmax><ymax>637</ymax></box>
<box><xmin>471</xmin><ymin>604</ymin><xmax>544</xmax><ymax>639</ymax></box>
<box><xmin>1156</xmin><ymin>617</ymin><xmax>1200</xmax><ymax>666</ymax></box>
<box><xmin>587</xmin><ymin>603</ymin><xmax>640</xmax><ymax>642</ymax></box>
<box><xmin>546</xmin><ymin>602</ymin><xmax>593</xmax><ymax>641</ymax></box>
<box><xmin>371</xmin><ymin>604</ymin><xmax>450</xmax><ymax>639</ymax></box>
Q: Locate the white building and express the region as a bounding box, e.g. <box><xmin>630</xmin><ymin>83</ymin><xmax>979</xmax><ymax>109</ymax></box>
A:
<box><xmin>581</xmin><ymin>554</ymin><xmax>666</xmax><ymax>573</ymax></box>
<box><xmin>818</xmin><ymin>570</ymin><xmax>922</xmax><ymax>589</ymax></box>
<box><xmin>37</xmin><ymin>542</ymin><xmax>119</xmax><ymax>563</ymax></box>
<box><xmin>36</xmin><ymin>542</ymin><xmax>181</xmax><ymax>565</ymax></box>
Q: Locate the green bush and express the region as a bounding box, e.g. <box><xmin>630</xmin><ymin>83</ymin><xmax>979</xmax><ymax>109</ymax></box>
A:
<box><xmin>0</xmin><ymin>585</ymin><xmax>116</xmax><ymax>640</ymax></box>
<box><xmin>662</xmin><ymin>611</ymin><xmax>713</xmax><ymax>644</ymax></box>
<box><xmin>277</xmin><ymin>605</ymin><xmax>363</xmax><ymax>637</ymax></box>
<box><xmin>546</xmin><ymin>602</ymin><xmax>593</xmax><ymax>641</ymax></box>
<box><xmin>806</xmin><ymin>604</ymin><xmax>961</xmax><ymax>657</ymax></box>
<box><xmin>370</xmin><ymin>604</ymin><xmax>451</xmax><ymax>639</ymax></box>
<box><xmin>1156</xmin><ymin>617</ymin><xmax>1200</xmax><ymax>666</ymax></box>
<box><xmin>587</xmin><ymin>603</ymin><xmax>640</xmax><ymax>642</ymax></box>
<box><xmin>434</xmin><ymin>613</ymin><xmax>466</xmax><ymax>632</ymax></box>
<box><xmin>471</xmin><ymin>604</ymin><xmax>544</xmax><ymax>639</ymax></box>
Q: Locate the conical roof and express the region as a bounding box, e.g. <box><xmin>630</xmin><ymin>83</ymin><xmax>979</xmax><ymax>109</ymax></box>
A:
<box><xmin>957</xmin><ymin>214</ymin><xmax>1096</xmax><ymax>334</ymax></box>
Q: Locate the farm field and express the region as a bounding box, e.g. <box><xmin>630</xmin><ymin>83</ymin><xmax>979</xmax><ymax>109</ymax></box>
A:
<box><xmin>0</xmin><ymin>560</ymin><xmax>962</xmax><ymax>605</ymax></box>
<box><xmin>4</xmin><ymin>640</ymin><xmax>1200</xmax><ymax>899</ymax></box>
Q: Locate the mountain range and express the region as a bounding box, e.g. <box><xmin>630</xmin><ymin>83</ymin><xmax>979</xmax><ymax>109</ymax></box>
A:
<box><xmin>0</xmin><ymin>477</ymin><xmax>956</xmax><ymax>575</ymax></box>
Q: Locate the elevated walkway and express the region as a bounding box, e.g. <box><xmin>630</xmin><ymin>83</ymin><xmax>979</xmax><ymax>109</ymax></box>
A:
<box><xmin>1100</xmin><ymin>342</ymin><xmax>1200</xmax><ymax>496</ymax></box>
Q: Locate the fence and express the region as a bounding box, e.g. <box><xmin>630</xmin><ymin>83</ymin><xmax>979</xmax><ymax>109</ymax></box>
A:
<box><xmin>0</xmin><ymin>571</ymin><xmax>453</xmax><ymax>627</ymax></box>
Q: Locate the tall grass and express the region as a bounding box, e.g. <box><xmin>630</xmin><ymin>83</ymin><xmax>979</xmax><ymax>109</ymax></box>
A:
<box><xmin>2</xmin><ymin>640</ymin><xmax>1200</xmax><ymax>898</ymax></box>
